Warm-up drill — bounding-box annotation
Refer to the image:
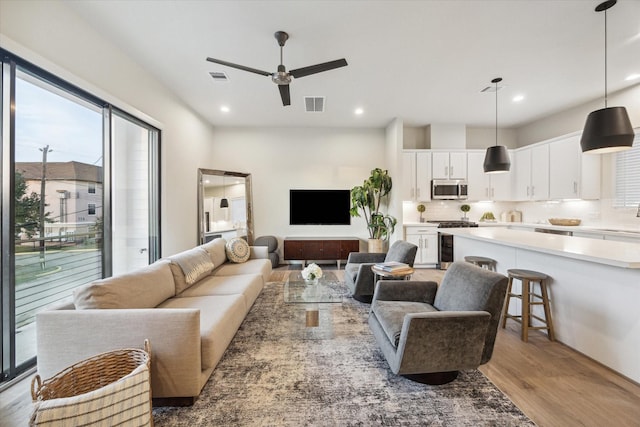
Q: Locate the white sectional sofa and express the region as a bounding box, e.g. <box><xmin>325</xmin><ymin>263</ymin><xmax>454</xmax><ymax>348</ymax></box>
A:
<box><xmin>36</xmin><ymin>238</ymin><xmax>272</xmax><ymax>405</ymax></box>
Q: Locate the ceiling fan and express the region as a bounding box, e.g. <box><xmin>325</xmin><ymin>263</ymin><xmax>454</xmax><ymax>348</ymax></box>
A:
<box><xmin>206</xmin><ymin>31</ymin><xmax>348</xmax><ymax>107</ymax></box>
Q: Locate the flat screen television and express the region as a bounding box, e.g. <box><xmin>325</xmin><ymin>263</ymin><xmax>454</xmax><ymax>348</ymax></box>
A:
<box><xmin>289</xmin><ymin>189</ymin><xmax>351</xmax><ymax>225</ymax></box>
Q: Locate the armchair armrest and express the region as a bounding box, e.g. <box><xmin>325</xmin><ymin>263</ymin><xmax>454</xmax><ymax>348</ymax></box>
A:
<box><xmin>346</xmin><ymin>252</ymin><xmax>386</xmax><ymax>264</ymax></box>
<box><xmin>373</xmin><ymin>280</ymin><xmax>438</xmax><ymax>304</ymax></box>
<box><xmin>397</xmin><ymin>311</ymin><xmax>491</xmax><ymax>373</ymax></box>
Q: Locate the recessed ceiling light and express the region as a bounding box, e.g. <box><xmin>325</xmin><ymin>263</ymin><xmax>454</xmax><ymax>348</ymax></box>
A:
<box><xmin>220</xmin><ymin>106</ymin><xmax>230</xmax><ymax>113</ymax></box>
<box><xmin>625</xmin><ymin>73</ymin><xmax>640</xmax><ymax>81</ymax></box>
<box><xmin>354</xmin><ymin>108</ymin><xmax>364</xmax><ymax>115</ymax></box>
<box><xmin>512</xmin><ymin>95</ymin><xmax>525</xmax><ymax>102</ymax></box>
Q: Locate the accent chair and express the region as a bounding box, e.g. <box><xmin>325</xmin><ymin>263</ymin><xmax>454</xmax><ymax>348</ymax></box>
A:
<box><xmin>344</xmin><ymin>240</ymin><xmax>418</xmax><ymax>303</ymax></box>
<box><xmin>368</xmin><ymin>261</ymin><xmax>508</xmax><ymax>384</ymax></box>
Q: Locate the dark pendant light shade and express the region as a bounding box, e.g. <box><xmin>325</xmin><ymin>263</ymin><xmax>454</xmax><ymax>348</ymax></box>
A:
<box><xmin>581</xmin><ymin>0</ymin><xmax>634</xmax><ymax>154</ymax></box>
<box><xmin>484</xmin><ymin>145</ymin><xmax>511</xmax><ymax>173</ymax></box>
<box><xmin>220</xmin><ymin>198</ymin><xmax>229</xmax><ymax>208</ymax></box>
<box><xmin>484</xmin><ymin>77</ymin><xmax>511</xmax><ymax>173</ymax></box>
<box><xmin>580</xmin><ymin>107</ymin><xmax>634</xmax><ymax>153</ymax></box>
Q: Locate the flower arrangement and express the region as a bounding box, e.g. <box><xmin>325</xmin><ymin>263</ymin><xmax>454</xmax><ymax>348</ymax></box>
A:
<box><xmin>301</xmin><ymin>263</ymin><xmax>323</xmax><ymax>282</ymax></box>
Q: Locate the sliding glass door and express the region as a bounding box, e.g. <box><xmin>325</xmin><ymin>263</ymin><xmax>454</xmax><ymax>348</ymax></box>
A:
<box><xmin>1</xmin><ymin>51</ymin><xmax>160</xmax><ymax>385</ymax></box>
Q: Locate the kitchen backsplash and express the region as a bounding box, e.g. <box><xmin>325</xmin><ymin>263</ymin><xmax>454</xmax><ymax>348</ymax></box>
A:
<box><xmin>403</xmin><ymin>199</ymin><xmax>640</xmax><ymax>228</ymax></box>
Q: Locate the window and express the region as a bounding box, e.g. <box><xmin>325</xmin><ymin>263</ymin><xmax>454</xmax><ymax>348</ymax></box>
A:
<box><xmin>614</xmin><ymin>130</ymin><xmax>640</xmax><ymax>208</ymax></box>
<box><xmin>1</xmin><ymin>48</ymin><xmax>161</xmax><ymax>385</ymax></box>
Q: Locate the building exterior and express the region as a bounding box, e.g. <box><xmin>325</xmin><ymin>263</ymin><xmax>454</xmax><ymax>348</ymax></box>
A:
<box><xmin>15</xmin><ymin>161</ymin><xmax>103</xmax><ymax>242</ymax></box>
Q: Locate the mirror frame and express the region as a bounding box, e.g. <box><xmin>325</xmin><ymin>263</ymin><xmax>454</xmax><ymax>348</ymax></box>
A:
<box><xmin>197</xmin><ymin>168</ymin><xmax>254</xmax><ymax>245</ymax></box>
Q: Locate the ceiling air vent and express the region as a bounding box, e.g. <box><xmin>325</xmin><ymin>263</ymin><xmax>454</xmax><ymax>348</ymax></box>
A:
<box><xmin>209</xmin><ymin>71</ymin><xmax>229</xmax><ymax>82</ymax></box>
<box><xmin>304</xmin><ymin>96</ymin><xmax>325</xmax><ymax>113</ymax></box>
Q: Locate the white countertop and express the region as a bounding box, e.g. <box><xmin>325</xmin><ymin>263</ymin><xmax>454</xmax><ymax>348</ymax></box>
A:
<box><xmin>446</xmin><ymin>227</ymin><xmax>640</xmax><ymax>269</ymax></box>
<box><xmin>477</xmin><ymin>221</ymin><xmax>640</xmax><ymax>239</ymax></box>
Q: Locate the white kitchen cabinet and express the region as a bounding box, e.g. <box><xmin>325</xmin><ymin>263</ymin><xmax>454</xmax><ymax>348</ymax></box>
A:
<box><xmin>466</xmin><ymin>151</ymin><xmax>512</xmax><ymax>201</ymax></box>
<box><xmin>405</xmin><ymin>226</ymin><xmax>438</xmax><ymax>266</ymax></box>
<box><xmin>402</xmin><ymin>151</ymin><xmax>431</xmax><ymax>201</ymax></box>
<box><xmin>549</xmin><ymin>135</ymin><xmax>601</xmax><ymax>200</ymax></box>
<box><xmin>514</xmin><ymin>144</ymin><xmax>549</xmax><ymax>201</ymax></box>
<box><xmin>431</xmin><ymin>151</ymin><xmax>467</xmax><ymax>180</ymax></box>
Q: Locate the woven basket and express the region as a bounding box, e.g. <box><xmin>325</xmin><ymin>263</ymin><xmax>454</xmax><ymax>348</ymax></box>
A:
<box><xmin>30</xmin><ymin>340</ymin><xmax>152</xmax><ymax>427</ymax></box>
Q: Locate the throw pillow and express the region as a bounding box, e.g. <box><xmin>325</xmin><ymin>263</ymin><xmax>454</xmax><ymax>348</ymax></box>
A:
<box><xmin>168</xmin><ymin>247</ymin><xmax>215</xmax><ymax>294</ymax></box>
<box><xmin>225</xmin><ymin>237</ymin><xmax>250</xmax><ymax>263</ymax></box>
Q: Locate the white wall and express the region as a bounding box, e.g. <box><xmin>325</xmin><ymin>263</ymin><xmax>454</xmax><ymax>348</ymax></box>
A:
<box><xmin>209</xmin><ymin>127</ymin><xmax>386</xmax><ymax>246</ymax></box>
<box><xmin>516</xmin><ymin>84</ymin><xmax>640</xmax><ymax>147</ymax></box>
<box><xmin>0</xmin><ymin>0</ymin><xmax>217</xmax><ymax>256</ymax></box>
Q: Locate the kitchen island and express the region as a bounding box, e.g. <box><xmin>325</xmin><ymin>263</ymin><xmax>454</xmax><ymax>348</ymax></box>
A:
<box><xmin>447</xmin><ymin>228</ymin><xmax>640</xmax><ymax>383</ymax></box>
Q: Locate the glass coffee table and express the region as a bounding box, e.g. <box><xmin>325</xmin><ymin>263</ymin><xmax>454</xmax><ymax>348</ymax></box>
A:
<box><xmin>284</xmin><ymin>271</ymin><xmax>344</xmax><ymax>339</ymax></box>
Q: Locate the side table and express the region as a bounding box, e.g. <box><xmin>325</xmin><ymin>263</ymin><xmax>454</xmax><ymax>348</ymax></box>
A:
<box><xmin>371</xmin><ymin>265</ymin><xmax>415</xmax><ymax>290</ymax></box>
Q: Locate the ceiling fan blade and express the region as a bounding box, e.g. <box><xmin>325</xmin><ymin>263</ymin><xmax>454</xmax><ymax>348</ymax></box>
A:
<box><xmin>289</xmin><ymin>58</ymin><xmax>348</xmax><ymax>79</ymax></box>
<box><xmin>278</xmin><ymin>84</ymin><xmax>291</xmax><ymax>106</ymax></box>
<box><xmin>206</xmin><ymin>57</ymin><xmax>271</xmax><ymax>77</ymax></box>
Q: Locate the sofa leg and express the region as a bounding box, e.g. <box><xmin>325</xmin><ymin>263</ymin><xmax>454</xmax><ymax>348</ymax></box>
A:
<box><xmin>153</xmin><ymin>396</ymin><xmax>197</xmax><ymax>407</ymax></box>
<box><xmin>402</xmin><ymin>370</ymin><xmax>459</xmax><ymax>385</ymax></box>
<box><xmin>352</xmin><ymin>294</ymin><xmax>373</xmax><ymax>303</ymax></box>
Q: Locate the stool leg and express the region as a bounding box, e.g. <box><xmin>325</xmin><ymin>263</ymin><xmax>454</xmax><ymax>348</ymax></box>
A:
<box><xmin>501</xmin><ymin>276</ymin><xmax>513</xmax><ymax>329</ymax></box>
<box><xmin>540</xmin><ymin>279</ymin><xmax>555</xmax><ymax>341</ymax></box>
<box><xmin>522</xmin><ymin>279</ymin><xmax>530</xmax><ymax>342</ymax></box>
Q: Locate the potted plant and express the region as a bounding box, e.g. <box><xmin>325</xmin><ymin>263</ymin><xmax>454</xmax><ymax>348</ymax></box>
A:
<box><xmin>460</xmin><ymin>204</ymin><xmax>471</xmax><ymax>220</ymax></box>
<box><xmin>417</xmin><ymin>204</ymin><xmax>426</xmax><ymax>223</ymax></box>
<box><xmin>350</xmin><ymin>168</ymin><xmax>397</xmax><ymax>252</ymax></box>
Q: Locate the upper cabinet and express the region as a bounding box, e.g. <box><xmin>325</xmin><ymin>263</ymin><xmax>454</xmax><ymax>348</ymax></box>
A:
<box><xmin>402</xmin><ymin>151</ymin><xmax>432</xmax><ymax>201</ymax></box>
<box><xmin>432</xmin><ymin>151</ymin><xmax>467</xmax><ymax>180</ymax></box>
<box><xmin>467</xmin><ymin>151</ymin><xmax>512</xmax><ymax>201</ymax></box>
<box><xmin>548</xmin><ymin>135</ymin><xmax>601</xmax><ymax>200</ymax></box>
<box><xmin>514</xmin><ymin>144</ymin><xmax>550</xmax><ymax>201</ymax></box>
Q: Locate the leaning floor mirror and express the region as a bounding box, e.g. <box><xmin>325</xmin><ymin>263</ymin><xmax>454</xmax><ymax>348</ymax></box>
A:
<box><xmin>197</xmin><ymin>169</ymin><xmax>254</xmax><ymax>245</ymax></box>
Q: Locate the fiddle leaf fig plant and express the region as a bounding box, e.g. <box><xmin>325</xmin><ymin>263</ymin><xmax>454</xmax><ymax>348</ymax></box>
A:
<box><xmin>350</xmin><ymin>168</ymin><xmax>397</xmax><ymax>240</ymax></box>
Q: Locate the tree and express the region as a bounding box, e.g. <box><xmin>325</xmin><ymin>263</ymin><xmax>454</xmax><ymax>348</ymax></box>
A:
<box><xmin>14</xmin><ymin>171</ymin><xmax>50</xmax><ymax>240</ymax></box>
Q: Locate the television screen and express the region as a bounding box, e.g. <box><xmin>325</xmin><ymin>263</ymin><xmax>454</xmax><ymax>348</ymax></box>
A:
<box><xmin>289</xmin><ymin>189</ymin><xmax>351</xmax><ymax>225</ymax></box>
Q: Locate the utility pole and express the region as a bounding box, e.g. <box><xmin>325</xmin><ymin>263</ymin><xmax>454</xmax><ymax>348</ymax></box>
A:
<box><xmin>39</xmin><ymin>145</ymin><xmax>52</xmax><ymax>269</ymax></box>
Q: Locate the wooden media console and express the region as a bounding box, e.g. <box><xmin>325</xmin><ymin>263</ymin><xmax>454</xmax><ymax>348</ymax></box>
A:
<box><xmin>283</xmin><ymin>237</ymin><xmax>360</xmax><ymax>269</ymax></box>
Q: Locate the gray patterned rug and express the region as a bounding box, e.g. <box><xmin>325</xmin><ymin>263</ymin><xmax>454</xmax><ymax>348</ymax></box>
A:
<box><xmin>153</xmin><ymin>281</ymin><xmax>535</xmax><ymax>426</ymax></box>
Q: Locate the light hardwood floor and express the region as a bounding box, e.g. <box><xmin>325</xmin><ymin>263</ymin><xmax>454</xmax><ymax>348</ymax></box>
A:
<box><xmin>1</xmin><ymin>267</ymin><xmax>639</xmax><ymax>426</ymax></box>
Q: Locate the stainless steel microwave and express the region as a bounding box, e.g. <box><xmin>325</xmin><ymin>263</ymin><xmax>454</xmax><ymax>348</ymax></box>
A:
<box><xmin>431</xmin><ymin>179</ymin><xmax>468</xmax><ymax>200</ymax></box>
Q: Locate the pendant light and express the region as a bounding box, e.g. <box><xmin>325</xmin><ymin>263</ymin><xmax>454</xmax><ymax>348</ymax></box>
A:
<box><xmin>580</xmin><ymin>0</ymin><xmax>634</xmax><ymax>154</ymax></box>
<box><xmin>483</xmin><ymin>77</ymin><xmax>511</xmax><ymax>173</ymax></box>
<box><xmin>220</xmin><ymin>175</ymin><xmax>229</xmax><ymax>208</ymax></box>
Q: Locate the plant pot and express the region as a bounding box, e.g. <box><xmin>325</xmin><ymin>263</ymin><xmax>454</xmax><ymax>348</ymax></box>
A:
<box><xmin>368</xmin><ymin>238</ymin><xmax>385</xmax><ymax>253</ymax></box>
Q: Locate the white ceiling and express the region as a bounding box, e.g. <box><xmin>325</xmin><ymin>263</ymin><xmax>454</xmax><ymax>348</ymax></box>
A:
<box><xmin>68</xmin><ymin>0</ymin><xmax>640</xmax><ymax>129</ymax></box>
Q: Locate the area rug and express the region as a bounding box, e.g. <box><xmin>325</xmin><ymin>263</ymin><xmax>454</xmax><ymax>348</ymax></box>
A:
<box><xmin>153</xmin><ymin>281</ymin><xmax>535</xmax><ymax>426</ymax></box>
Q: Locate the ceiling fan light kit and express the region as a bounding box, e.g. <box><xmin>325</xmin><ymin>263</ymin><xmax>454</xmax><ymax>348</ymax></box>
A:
<box><xmin>206</xmin><ymin>31</ymin><xmax>348</xmax><ymax>107</ymax></box>
<box><xmin>484</xmin><ymin>77</ymin><xmax>511</xmax><ymax>174</ymax></box>
<box><xmin>580</xmin><ymin>0</ymin><xmax>634</xmax><ymax>154</ymax></box>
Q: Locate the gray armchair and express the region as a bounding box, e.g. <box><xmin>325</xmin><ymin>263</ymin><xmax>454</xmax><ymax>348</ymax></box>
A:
<box><xmin>368</xmin><ymin>261</ymin><xmax>508</xmax><ymax>384</ymax></box>
<box><xmin>344</xmin><ymin>240</ymin><xmax>417</xmax><ymax>303</ymax></box>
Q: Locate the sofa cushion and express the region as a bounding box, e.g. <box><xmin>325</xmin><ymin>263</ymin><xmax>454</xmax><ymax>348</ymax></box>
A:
<box><xmin>201</xmin><ymin>238</ymin><xmax>227</xmax><ymax>267</ymax></box>
<box><xmin>212</xmin><ymin>258</ymin><xmax>272</xmax><ymax>284</ymax></box>
<box><xmin>158</xmin><ymin>295</ymin><xmax>247</xmax><ymax>371</ymax></box>
<box><xmin>225</xmin><ymin>237</ymin><xmax>250</xmax><ymax>263</ymax></box>
<box><xmin>168</xmin><ymin>247</ymin><xmax>215</xmax><ymax>294</ymax></box>
<box><xmin>73</xmin><ymin>260</ymin><xmax>175</xmax><ymax>309</ymax></box>
<box><xmin>372</xmin><ymin>300</ymin><xmax>438</xmax><ymax>347</ymax></box>
<box><xmin>178</xmin><ymin>274</ymin><xmax>264</xmax><ymax>308</ymax></box>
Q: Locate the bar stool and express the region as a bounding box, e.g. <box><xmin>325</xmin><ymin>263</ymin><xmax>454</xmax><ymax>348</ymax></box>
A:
<box><xmin>464</xmin><ymin>256</ymin><xmax>497</xmax><ymax>271</ymax></box>
<box><xmin>501</xmin><ymin>268</ymin><xmax>555</xmax><ymax>342</ymax></box>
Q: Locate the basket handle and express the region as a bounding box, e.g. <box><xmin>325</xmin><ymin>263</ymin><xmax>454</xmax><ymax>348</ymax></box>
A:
<box><xmin>143</xmin><ymin>338</ymin><xmax>151</xmax><ymax>355</ymax></box>
<box><xmin>30</xmin><ymin>374</ymin><xmax>42</xmax><ymax>401</ymax></box>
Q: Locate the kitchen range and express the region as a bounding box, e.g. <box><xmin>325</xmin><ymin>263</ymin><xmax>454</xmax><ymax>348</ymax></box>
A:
<box><xmin>427</xmin><ymin>220</ymin><xmax>478</xmax><ymax>269</ymax></box>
